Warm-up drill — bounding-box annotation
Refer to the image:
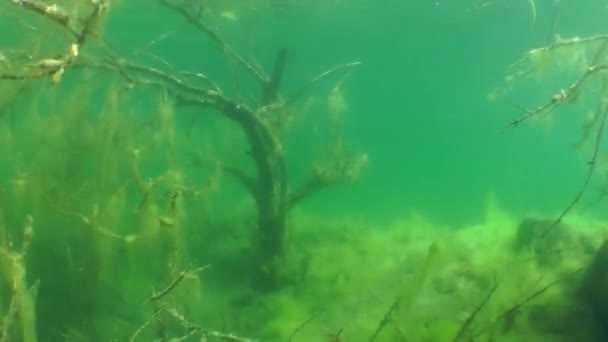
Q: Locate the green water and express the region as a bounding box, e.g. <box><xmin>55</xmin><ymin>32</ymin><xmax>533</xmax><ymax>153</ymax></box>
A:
<box><xmin>0</xmin><ymin>0</ymin><xmax>607</xmax><ymax>341</ymax></box>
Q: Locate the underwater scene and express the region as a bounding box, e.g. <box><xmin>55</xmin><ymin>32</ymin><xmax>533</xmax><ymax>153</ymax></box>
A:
<box><xmin>2</xmin><ymin>0</ymin><xmax>608</xmax><ymax>341</ymax></box>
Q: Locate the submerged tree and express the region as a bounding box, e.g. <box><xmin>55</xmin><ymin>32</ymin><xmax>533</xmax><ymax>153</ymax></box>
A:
<box><xmin>0</xmin><ymin>0</ymin><xmax>367</xmax><ymax>290</ymax></box>
<box><xmin>492</xmin><ymin>9</ymin><xmax>608</xmax><ymax>237</ymax></box>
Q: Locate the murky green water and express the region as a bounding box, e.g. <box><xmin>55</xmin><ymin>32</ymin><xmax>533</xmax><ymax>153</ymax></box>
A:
<box><xmin>0</xmin><ymin>0</ymin><xmax>607</xmax><ymax>341</ymax></box>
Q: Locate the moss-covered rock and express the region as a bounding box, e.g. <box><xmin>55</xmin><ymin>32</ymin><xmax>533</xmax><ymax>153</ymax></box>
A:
<box><xmin>579</xmin><ymin>239</ymin><xmax>608</xmax><ymax>340</ymax></box>
<box><xmin>513</xmin><ymin>218</ymin><xmax>573</xmax><ymax>267</ymax></box>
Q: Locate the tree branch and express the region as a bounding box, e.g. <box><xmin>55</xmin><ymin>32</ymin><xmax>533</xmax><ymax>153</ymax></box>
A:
<box><xmin>499</xmin><ymin>37</ymin><xmax>608</xmax><ymax>237</ymax></box>
<box><xmin>259</xmin><ymin>61</ymin><xmax>362</xmax><ymax>116</ymax></box>
<box><xmin>453</xmin><ymin>273</ymin><xmax>498</xmax><ymax>342</ymax></box>
<box><xmin>261</xmin><ymin>48</ymin><xmax>289</xmax><ymax>106</ymax></box>
<box><xmin>289</xmin><ymin>151</ymin><xmax>368</xmax><ymax>209</ymax></box>
<box><xmin>540</xmin><ymin>103</ymin><xmax>608</xmax><ymax>237</ymax></box>
<box><xmin>506</xmin><ymin>64</ymin><xmax>608</xmax><ymax>129</ymax></box>
<box><xmin>159</xmin><ymin>0</ymin><xmax>269</xmax><ymax>86</ymax></box>
<box><xmin>2</xmin><ymin>0</ymin><xmax>107</xmax><ymax>82</ymax></box>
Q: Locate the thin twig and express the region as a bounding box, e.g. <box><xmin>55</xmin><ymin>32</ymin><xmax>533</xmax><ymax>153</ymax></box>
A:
<box><xmin>453</xmin><ymin>273</ymin><xmax>498</xmax><ymax>342</ymax></box>
<box><xmin>368</xmin><ymin>299</ymin><xmax>400</xmax><ymax>342</ymax></box>
<box><xmin>129</xmin><ymin>305</ymin><xmax>167</xmax><ymax>342</ymax></box>
<box><xmin>476</xmin><ymin>271</ymin><xmax>577</xmax><ymax>339</ymax></box>
<box><xmin>145</xmin><ymin>264</ymin><xmax>210</xmax><ymax>303</ymax></box>
<box><xmin>3</xmin><ymin>0</ymin><xmax>107</xmax><ymax>82</ymax></box>
<box><xmin>288</xmin><ymin>311</ymin><xmax>323</xmax><ymax>342</ymax></box>
<box><xmin>181</xmin><ymin>70</ymin><xmax>222</xmax><ymax>92</ymax></box>
<box><xmin>507</xmin><ymin>64</ymin><xmax>608</xmax><ymax>129</ymax></box>
<box><xmin>541</xmin><ymin>104</ymin><xmax>608</xmax><ymax>237</ymax></box>
<box><xmin>10</xmin><ymin>0</ymin><xmax>74</xmax><ymax>33</ymax></box>
<box><xmin>282</xmin><ymin>61</ymin><xmax>362</xmax><ymax>108</ymax></box>
<box><xmin>159</xmin><ymin>0</ymin><xmax>269</xmax><ymax>85</ymax></box>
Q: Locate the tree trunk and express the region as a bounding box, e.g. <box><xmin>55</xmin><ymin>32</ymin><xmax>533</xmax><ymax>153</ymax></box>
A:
<box><xmin>254</xmin><ymin>196</ymin><xmax>289</xmax><ymax>290</ymax></box>
<box><xmin>252</xmin><ymin>145</ymin><xmax>289</xmax><ymax>291</ymax></box>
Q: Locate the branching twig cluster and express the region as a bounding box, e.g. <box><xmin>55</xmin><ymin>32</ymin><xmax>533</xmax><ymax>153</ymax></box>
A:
<box><xmin>474</xmin><ymin>273</ymin><xmax>571</xmax><ymax>340</ymax></box>
<box><xmin>487</xmin><ymin>278</ymin><xmax>559</xmax><ymax>336</ymax></box>
<box><xmin>130</xmin><ymin>264</ymin><xmax>257</xmax><ymax>342</ymax></box>
<box><xmin>502</xmin><ymin>31</ymin><xmax>608</xmax><ymax>237</ymax></box>
<box><xmin>1</xmin><ymin>0</ymin><xmax>107</xmax><ymax>83</ymax></box>
<box><xmin>289</xmin><ymin>149</ymin><xmax>369</xmax><ymax>209</ymax></box>
<box><xmin>160</xmin><ymin>0</ymin><xmax>269</xmax><ymax>87</ymax></box>
<box><xmin>145</xmin><ymin>264</ymin><xmax>210</xmax><ymax>304</ymax></box>
<box><xmin>506</xmin><ymin>59</ymin><xmax>608</xmax><ymax>129</ymax></box>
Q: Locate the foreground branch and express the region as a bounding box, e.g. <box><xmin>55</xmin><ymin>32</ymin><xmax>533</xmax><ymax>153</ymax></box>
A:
<box><xmin>131</xmin><ymin>264</ymin><xmax>255</xmax><ymax>342</ymax></box>
<box><xmin>2</xmin><ymin>0</ymin><xmax>107</xmax><ymax>83</ymax></box>
<box><xmin>502</xmin><ymin>36</ymin><xmax>608</xmax><ymax>237</ymax></box>
<box><xmin>507</xmin><ymin>64</ymin><xmax>608</xmax><ymax>128</ymax></box>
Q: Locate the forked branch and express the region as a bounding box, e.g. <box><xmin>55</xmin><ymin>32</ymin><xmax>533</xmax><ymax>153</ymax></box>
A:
<box><xmin>160</xmin><ymin>0</ymin><xmax>269</xmax><ymax>85</ymax></box>
<box><xmin>507</xmin><ymin>64</ymin><xmax>608</xmax><ymax>128</ymax></box>
<box><xmin>2</xmin><ymin>0</ymin><xmax>107</xmax><ymax>82</ymax></box>
<box><xmin>503</xmin><ymin>37</ymin><xmax>608</xmax><ymax>237</ymax></box>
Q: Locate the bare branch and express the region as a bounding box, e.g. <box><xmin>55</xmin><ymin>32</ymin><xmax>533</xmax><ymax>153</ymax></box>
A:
<box><xmin>540</xmin><ymin>103</ymin><xmax>608</xmax><ymax>237</ymax></box>
<box><xmin>10</xmin><ymin>0</ymin><xmax>73</xmax><ymax>33</ymax></box>
<box><xmin>288</xmin><ymin>311</ymin><xmax>323</xmax><ymax>342</ymax></box>
<box><xmin>221</xmin><ymin>164</ymin><xmax>257</xmax><ymax>194</ymax></box>
<box><xmin>3</xmin><ymin>0</ymin><xmax>108</xmax><ymax>82</ymax></box>
<box><xmin>159</xmin><ymin>0</ymin><xmax>269</xmax><ymax>85</ymax></box>
<box><xmin>453</xmin><ymin>273</ymin><xmax>498</xmax><ymax>342</ymax></box>
<box><xmin>181</xmin><ymin>70</ymin><xmax>221</xmax><ymax>92</ymax></box>
<box><xmin>10</xmin><ymin>0</ymin><xmax>108</xmax><ymax>44</ymax></box>
<box><xmin>289</xmin><ymin>151</ymin><xmax>368</xmax><ymax>209</ymax></box>
<box><xmin>129</xmin><ymin>305</ymin><xmax>167</xmax><ymax>342</ymax></box>
<box><xmin>279</xmin><ymin>61</ymin><xmax>361</xmax><ymax>110</ymax></box>
<box><xmin>507</xmin><ymin>64</ymin><xmax>608</xmax><ymax>128</ymax></box>
<box><xmin>476</xmin><ymin>272</ymin><xmax>577</xmax><ymax>339</ymax></box>
<box><xmin>145</xmin><ymin>264</ymin><xmax>210</xmax><ymax>303</ymax></box>
<box><xmin>368</xmin><ymin>299</ymin><xmax>400</xmax><ymax>342</ymax></box>
<box><xmin>493</xmin><ymin>277</ymin><xmax>562</xmax><ymax>335</ymax></box>
<box><xmin>261</xmin><ymin>48</ymin><xmax>289</xmax><ymax>105</ymax></box>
